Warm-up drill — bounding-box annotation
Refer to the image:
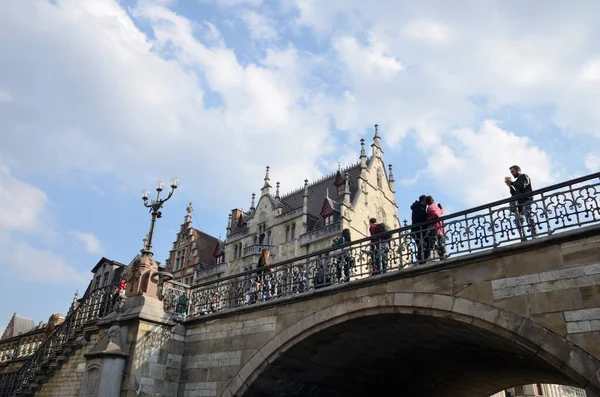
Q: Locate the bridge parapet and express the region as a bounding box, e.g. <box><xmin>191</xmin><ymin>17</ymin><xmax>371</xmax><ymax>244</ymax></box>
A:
<box><xmin>182</xmin><ymin>225</ymin><xmax>600</xmax><ymax>397</ymax></box>
<box><xmin>188</xmin><ymin>172</ymin><xmax>600</xmax><ymax>317</ymax></box>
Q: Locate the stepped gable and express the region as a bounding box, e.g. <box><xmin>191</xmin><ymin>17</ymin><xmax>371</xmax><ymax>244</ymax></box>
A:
<box><xmin>1</xmin><ymin>313</ymin><xmax>36</xmax><ymax>340</ymax></box>
<box><xmin>279</xmin><ymin>162</ymin><xmax>362</xmax><ymax>218</ymax></box>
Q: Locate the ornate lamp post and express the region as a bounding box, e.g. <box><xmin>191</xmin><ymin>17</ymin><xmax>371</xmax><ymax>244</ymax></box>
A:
<box><xmin>141</xmin><ymin>177</ymin><xmax>180</xmax><ymax>255</ymax></box>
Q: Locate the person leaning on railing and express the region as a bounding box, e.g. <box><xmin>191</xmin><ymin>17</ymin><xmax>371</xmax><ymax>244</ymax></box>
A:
<box><xmin>332</xmin><ymin>228</ymin><xmax>353</xmax><ymax>282</ymax></box>
<box><xmin>410</xmin><ymin>195</ymin><xmax>428</xmax><ymax>264</ymax></box>
<box><xmin>504</xmin><ymin>165</ymin><xmax>538</xmax><ymax>241</ymax></box>
<box><xmin>425</xmin><ymin>196</ymin><xmax>447</xmax><ymax>261</ymax></box>
<box><xmin>256</xmin><ymin>249</ymin><xmax>275</xmax><ymax>301</ymax></box>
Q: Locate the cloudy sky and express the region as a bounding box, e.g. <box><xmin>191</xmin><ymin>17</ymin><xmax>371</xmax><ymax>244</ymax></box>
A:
<box><xmin>0</xmin><ymin>0</ymin><xmax>599</xmax><ymax>327</ymax></box>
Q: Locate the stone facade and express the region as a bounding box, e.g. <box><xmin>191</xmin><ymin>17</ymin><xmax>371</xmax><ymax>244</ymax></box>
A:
<box><xmin>36</xmin><ymin>330</ymin><xmax>100</xmax><ymax>397</ymax></box>
<box><xmin>223</xmin><ymin>125</ymin><xmax>400</xmax><ymax>276</ymax></box>
<box><xmin>163</xmin><ymin>203</ymin><xmax>224</xmax><ymax>286</ymax></box>
<box><xmin>181</xmin><ymin>226</ymin><xmax>600</xmax><ymax>397</ymax></box>
<box><xmin>490</xmin><ymin>383</ymin><xmax>587</xmax><ymax>396</ymax></box>
<box><xmin>115</xmin><ymin>319</ymin><xmax>184</xmax><ymax>397</ymax></box>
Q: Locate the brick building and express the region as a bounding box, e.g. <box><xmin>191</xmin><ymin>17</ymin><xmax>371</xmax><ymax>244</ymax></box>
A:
<box><xmin>223</xmin><ymin>124</ymin><xmax>401</xmax><ymax>276</ymax></box>
<box><xmin>163</xmin><ymin>203</ymin><xmax>224</xmax><ymax>285</ymax></box>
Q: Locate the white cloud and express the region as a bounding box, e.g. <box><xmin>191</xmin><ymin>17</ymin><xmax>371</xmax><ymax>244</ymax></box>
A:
<box><xmin>6</xmin><ymin>240</ymin><xmax>89</xmax><ymax>284</ymax></box>
<box><xmin>580</xmin><ymin>59</ymin><xmax>600</xmax><ymax>81</ymax></box>
<box><xmin>404</xmin><ymin>20</ymin><xmax>455</xmax><ymax>45</ymax></box>
<box><xmin>69</xmin><ymin>231</ymin><xmax>103</xmax><ymax>254</ymax></box>
<box><xmin>585</xmin><ymin>153</ymin><xmax>600</xmax><ymax>172</ymax></box>
<box><xmin>0</xmin><ymin>165</ymin><xmax>49</xmax><ymax>232</ymax></box>
<box><xmin>0</xmin><ymin>0</ymin><xmax>337</xmax><ymax>210</ymax></box>
<box><xmin>1</xmin><ymin>0</ymin><xmax>600</xmax><ymax>215</ymax></box>
<box><xmin>239</xmin><ymin>10</ymin><xmax>278</xmax><ymax>41</ymax></box>
<box><xmin>0</xmin><ymin>164</ymin><xmax>87</xmax><ymax>284</ymax></box>
<box><xmin>424</xmin><ymin>120</ymin><xmax>555</xmax><ymax>206</ymax></box>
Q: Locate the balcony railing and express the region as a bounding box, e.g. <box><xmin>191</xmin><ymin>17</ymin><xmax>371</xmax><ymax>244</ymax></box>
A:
<box><xmin>0</xmin><ymin>330</ymin><xmax>46</xmax><ymax>364</ymax></box>
<box><xmin>161</xmin><ymin>280</ymin><xmax>190</xmax><ymax>319</ymax></box>
<box><xmin>298</xmin><ymin>222</ymin><xmax>342</xmax><ymax>246</ymax></box>
<box><xmin>186</xmin><ymin>171</ymin><xmax>600</xmax><ymax>317</ymax></box>
<box><xmin>0</xmin><ymin>283</ymin><xmax>118</xmax><ymax>396</ymax></box>
<box><xmin>195</xmin><ymin>262</ymin><xmax>228</xmax><ymax>281</ymax></box>
<box><xmin>243</xmin><ymin>244</ymin><xmax>277</xmax><ymax>257</ymax></box>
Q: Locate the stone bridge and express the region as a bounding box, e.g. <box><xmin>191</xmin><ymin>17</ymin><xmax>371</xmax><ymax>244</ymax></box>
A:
<box><xmin>182</xmin><ymin>226</ymin><xmax>600</xmax><ymax>397</ymax></box>
<box><xmin>2</xmin><ymin>172</ymin><xmax>600</xmax><ymax>397</ymax></box>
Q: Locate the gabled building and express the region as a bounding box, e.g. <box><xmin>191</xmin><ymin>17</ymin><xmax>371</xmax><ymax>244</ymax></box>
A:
<box><xmin>163</xmin><ymin>203</ymin><xmax>224</xmax><ymax>285</ymax></box>
<box><xmin>1</xmin><ymin>314</ymin><xmax>37</xmax><ymax>341</ymax></box>
<box><xmin>223</xmin><ymin>125</ymin><xmax>400</xmax><ymax>276</ymax></box>
<box><xmin>78</xmin><ymin>257</ymin><xmax>126</xmax><ymax>302</ymax></box>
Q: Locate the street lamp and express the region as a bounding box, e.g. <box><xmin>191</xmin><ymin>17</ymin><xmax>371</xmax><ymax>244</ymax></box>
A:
<box><xmin>141</xmin><ymin>177</ymin><xmax>179</xmax><ymax>254</ymax></box>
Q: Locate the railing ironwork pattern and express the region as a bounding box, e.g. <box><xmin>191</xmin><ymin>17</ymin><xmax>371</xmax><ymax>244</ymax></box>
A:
<box><xmin>0</xmin><ymin>284</ymin><xmax>119</xmax><ymax>397</ymax></box>
<box><xmin>188</xmin><ymin>172</ymin><xmax>600</xmax><ymax>317</ymax></box>
<box><xmin>162</xmin><ymin>280</ymin><xmax>190</xmax><ymax>319</ymax></box>
<box><xmin>0</xmin><ymin>332</ymin><xmax>46</xmax><ymax>364</ymax></box>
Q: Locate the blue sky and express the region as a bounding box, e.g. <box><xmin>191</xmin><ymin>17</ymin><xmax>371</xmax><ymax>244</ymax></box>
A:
<box><xmin>1</xmin><ymin>0</ymin><xmax>599</xmax><ymax>329</ymax></box>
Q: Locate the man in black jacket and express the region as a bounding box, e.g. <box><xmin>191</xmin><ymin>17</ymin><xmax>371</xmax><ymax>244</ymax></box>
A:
<box><xmin>505</xmin><ymin>165</ymin><xmax>538</xmax><ymax>241</ymax></box>
<box><xmin>410</xmin><ymin>195</ymin><xmax>428</xmax><ymax>264</ymax></box>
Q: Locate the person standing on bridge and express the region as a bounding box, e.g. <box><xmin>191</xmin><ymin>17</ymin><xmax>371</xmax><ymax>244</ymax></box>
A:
<box><xmin>410</xmin><ymin>195</ymin><xmax>428</xmax><ymax>264</ymax></box>
<box><xmin>256</xmin><ymin>249</ymin><xmax>274</xmax><ymax>301</ymax></box>
<box><xmin>505</xmin><ymin>165</ymin><xmax>538</xmax><ymax>241</ymax></box>
<box><xmin>369</xmin><ymin>218</ymin><xmax>389</xmax><ymax>274</ymax></box>
<box><xmin>425</xmin><ymin>196</ymin><xmax>446</xmax><ymax>261</ymax></box>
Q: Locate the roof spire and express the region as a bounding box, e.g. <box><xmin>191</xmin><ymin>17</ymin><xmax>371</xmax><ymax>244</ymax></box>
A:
<box><xmin>372</xmin><ymin>123</ymin><xmax>381</xmax><ymax>148</ymax></box>
<box><xmin>261</xmin><ymin>166</ymin><xmax>272</xmax><ymax>196</ymax></box>
<box><xmin>360</xmin><ymin>138</ymin><xmax>366</xmax><ymax>159</ymax></box>
<box><xmin>388</xmin><ymin>164</ymin><xmax>395</xmax><ymax>193</ymax></box>
<box><xmin>343</xmin><ymin>172</ymin><xmax>351</xmax><ymax>204</ymax></box>
<box><xmin>250</xmin><ymin>193</ymin><xmax>256</xmax><ymax>210</ymax></box>
<box><xmin>275</xmin><ymin>182</ymin><xmax>280</xmax><ymax>199</ymax></box>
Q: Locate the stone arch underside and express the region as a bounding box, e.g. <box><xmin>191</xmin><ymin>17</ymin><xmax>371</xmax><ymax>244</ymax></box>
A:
<box><xmin>223</xmin><ymin>293</ymin><xmax>600</xmax><ymax>397</ymax></box>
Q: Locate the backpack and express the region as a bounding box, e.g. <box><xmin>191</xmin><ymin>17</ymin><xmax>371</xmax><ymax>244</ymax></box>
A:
<box><xmin>377</xmin><ymin>223</ymin><xmax>389</xmax><ymax>234</ymax></box>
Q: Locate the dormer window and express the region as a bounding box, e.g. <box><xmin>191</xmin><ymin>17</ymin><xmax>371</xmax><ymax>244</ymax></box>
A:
<box><xmin>324</xmin><ymin>215</ymin><xmax>334</xmax><ymax>225</ymax></box>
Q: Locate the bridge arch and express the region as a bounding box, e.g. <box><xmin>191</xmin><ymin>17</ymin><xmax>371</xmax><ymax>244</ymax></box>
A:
<box><xmin>223</xmin><ymin>292</ymin><xmax>600</xmax><ymax>397</ymax></box>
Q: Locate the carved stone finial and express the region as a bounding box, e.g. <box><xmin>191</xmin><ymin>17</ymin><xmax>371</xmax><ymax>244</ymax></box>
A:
<box><xmin>186</xmin><ymin>202</ymin><xmax>193</xmax><ymax>214</ymax></box>
<box><xmin>142</xmin><ymin>234</ymin><xmax>149</xmax><ymax>251</ymax></box>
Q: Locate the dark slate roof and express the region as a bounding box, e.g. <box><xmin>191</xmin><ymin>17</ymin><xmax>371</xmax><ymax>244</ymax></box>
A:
<box><xmin>228</xmin><ymin>162</ymin><xmax>362</xmax><ymax>234</ymax></box>
<box><xmin>78</xmin><ymin>259</ymin><xmax>126</xmax><ymax>302</ymax></box>
<box><xmin>279</xmin><ymin>162</ymin><xmax>362</xmax><ymax>219</ymax></box>
<box><xmin>91</xmin><ymin>257</ymin><xmax>126</xmax><ymax>273</ymax></box>
<box><xmin>1</xmin><ymin>314</ymin><xmax>36</xmax><ymax>340</ymax></box>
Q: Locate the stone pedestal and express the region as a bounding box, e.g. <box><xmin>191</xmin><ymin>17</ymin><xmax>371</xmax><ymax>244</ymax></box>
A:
<box><xmin>79</xmin><ymin>324</ymin><xmax>128</xmax><ymax>397</ymax></box>
<box><xmin>126</xmin><ymin>251</ymin><xmax>159</xmax><ymax>298</ymax></box>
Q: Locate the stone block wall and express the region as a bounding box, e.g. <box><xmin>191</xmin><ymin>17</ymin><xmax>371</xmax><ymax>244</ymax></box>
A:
<box><xmin>181</xmin><ymin>228</ymin><xmax>600</xmax><ymax>396</ymax></box>
<box><xmin>182</xmin><ymin>316</ymin><xmax>279</xmax><ymax>397</ymax></box>
<box><xmin>37</xmin><ymin>330</ymin><xmax>101</xmax><ymax>397</ymax></box>
<box><xmin>121</xmin><ymin>320</ymin><xmax>184</xmax><ymax>397</ymax></box>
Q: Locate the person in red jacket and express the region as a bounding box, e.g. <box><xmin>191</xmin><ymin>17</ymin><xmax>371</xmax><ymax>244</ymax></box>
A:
<box><xmin>425</xmin><ymin>196</ymin><xmax>447</xmax><ymax>261</ymax></box>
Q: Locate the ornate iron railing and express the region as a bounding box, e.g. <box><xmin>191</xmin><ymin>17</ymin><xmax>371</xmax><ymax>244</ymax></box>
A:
<box><xmin>0</xmin><ymin>331</ymin><xmax>46</xmax><ymax>364</ymax></box>
<box><xmin>0</xmin><ymin>284</ymin><xmax>118</xmax><ymax>397</ymax></box>
<box><xmin>188</xmin><ymin>172</ymin><xmax>600</xmax><ymax>317</ymax></box>
<box><xmin>161</xmin><ymin>280</ymin><xmax>190</xmax><ymax>319</ymax></box>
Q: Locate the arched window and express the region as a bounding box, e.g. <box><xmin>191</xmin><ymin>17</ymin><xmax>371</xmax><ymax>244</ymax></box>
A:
<box><xmin>377</xmin><ymin>169</ymin><xmax>383</xmax><ymax>189</ymax></box>
<box><xmin>377</xmin><ymin>208</ymin><xmax>387</xmax><ymax>224</ymax></box>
